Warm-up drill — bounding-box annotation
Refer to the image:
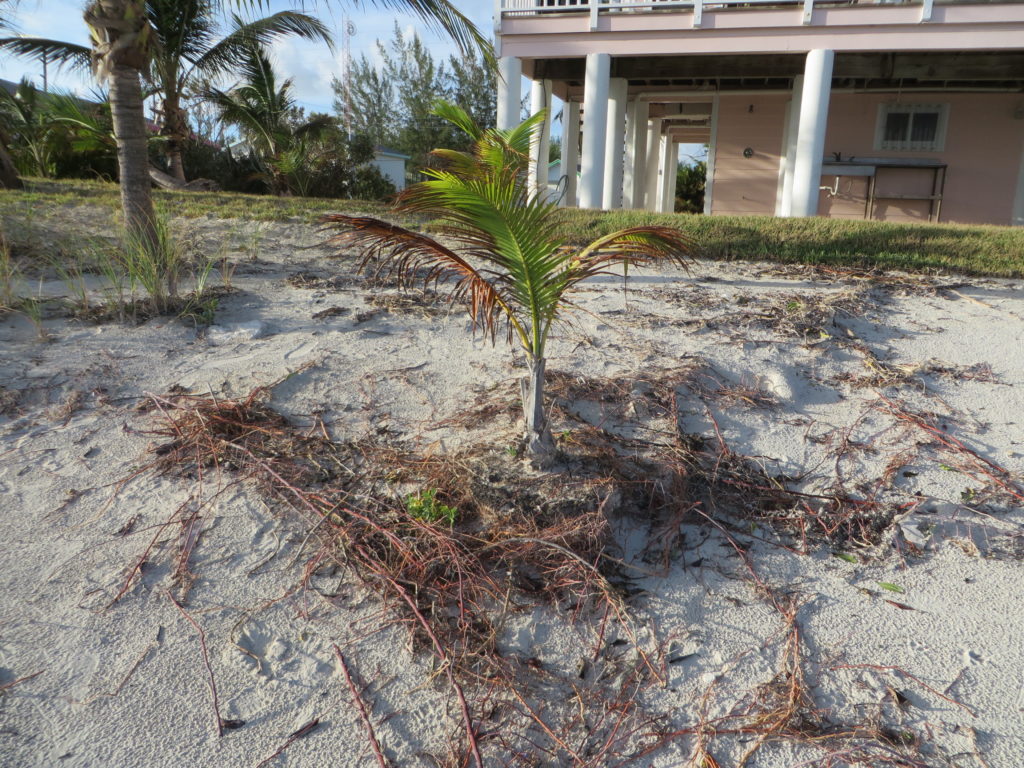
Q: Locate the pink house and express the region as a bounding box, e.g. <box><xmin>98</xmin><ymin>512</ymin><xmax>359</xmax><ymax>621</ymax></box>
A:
<box><xmin>494</xmin><ymin>0</ymin><xmax>1024</xmax><ymax>226</ymax></box>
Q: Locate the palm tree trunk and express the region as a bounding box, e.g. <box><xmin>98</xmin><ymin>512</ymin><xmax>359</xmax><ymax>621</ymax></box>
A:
<box><xmin>108</xmin><ymin>62</ymin><xmax>157</xmax><ymax>253</ymax></box>
<box><xmin>0</xmin><ymin>140</ymin><xmax>22</xmax><ymax>189</ymax></box>
<box><xmin>520</xmin><ymin>357</ymin><xmax>554</xmax><ymax>455</ymax></box>
<box><xmin>162</xmin><ymin>93</ymin><xmax>187</xmax><ymax>181</ymax></box>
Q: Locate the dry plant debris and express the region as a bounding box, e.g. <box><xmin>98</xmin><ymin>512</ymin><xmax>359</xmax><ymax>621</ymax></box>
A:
<box><xmin>135</xmin><ymin>387</ymin><xmax>672</xmax><ymax>765</ymax></box>
<box><xmin>703</xmin><ymin>288</ymin><xmax>869</xmax><ymax>342</ymax></box>
<box><xmin>119</xmin><ymin>364</ymin><xmax>1006</xmax><ymax>765</ymax></box>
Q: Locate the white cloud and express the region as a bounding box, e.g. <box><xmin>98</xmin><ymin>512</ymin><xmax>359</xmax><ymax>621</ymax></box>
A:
<box><xmin>268</xmin><ymin>36</ymin><xmax>341</xmax><ymax>114</ymax></box>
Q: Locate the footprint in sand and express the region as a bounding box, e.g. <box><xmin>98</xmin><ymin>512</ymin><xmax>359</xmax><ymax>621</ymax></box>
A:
<box><xmin>232</xmin><ymin>621</ymin><xmax>288</xmax><ymax>678</ymax></box>
<box><xmin>230</xmin><ymin>620</ymin><xmax>332</xmax><ymax>681</ymax></box>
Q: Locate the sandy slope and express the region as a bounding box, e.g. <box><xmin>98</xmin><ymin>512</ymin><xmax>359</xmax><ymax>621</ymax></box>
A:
<box><xmin>0</xmin><ymin>216</ymin><xmax>1022</xmax><ymax>767</ymax></box>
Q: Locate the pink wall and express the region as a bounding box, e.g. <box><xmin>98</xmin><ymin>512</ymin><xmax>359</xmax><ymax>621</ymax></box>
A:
<box><xmin>711</xmin><ymin>95</ymin><xmax>788</xmax><ymax>216</ymax></box>
<box><xmin>712</xmin><ymin>92</ymin><xmax>1024</xmax><ymax>225</ymax></box>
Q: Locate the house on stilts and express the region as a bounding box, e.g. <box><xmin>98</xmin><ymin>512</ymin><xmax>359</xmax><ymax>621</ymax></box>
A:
<box><xmin>494</xmin><ymin>0</ymin><xmax>1024</xmax><ymax>225</ymax></box>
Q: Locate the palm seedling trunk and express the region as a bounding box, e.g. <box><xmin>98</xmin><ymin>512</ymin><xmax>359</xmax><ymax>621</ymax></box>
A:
<box><xmin>520</xmin><ymin>357</ymin><xmax>554</xmax><ymax>454</ymax></box>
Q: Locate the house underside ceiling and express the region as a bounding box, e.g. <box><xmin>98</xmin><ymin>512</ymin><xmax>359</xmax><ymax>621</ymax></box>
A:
<box><xmin>529</xmin><ymin>52</ymin><xmax>1024</xmax><ymax>102</ymax></box>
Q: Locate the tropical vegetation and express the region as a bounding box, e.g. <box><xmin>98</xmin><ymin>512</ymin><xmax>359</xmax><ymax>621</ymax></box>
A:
<box><xmin>203</xmin><ymin>38</ymin><xmax>391</xmax><ymax>198</ymax></box>
<box><xmin>0</xmin><ymin>0</ymin><xmax>489</xmax><ymax>260</ymax></box>
<box><xmin>2</xmin><ymin>0</ymin><xmax>332</xmax><ymax>184</ymax></box>
<box><xmin>321</xmin><ymin>104</ymin><xmax>697</xmax><ymax>454</ymax></box>
<box><xmin>333</xmin><ymin>22</ymin><xmax>495</xmax><ymax>186</ymax></box>
<box><xmin>675</xmin><ymin>159</ymin><xmax>706</xmax><ymax>214</ymax></box>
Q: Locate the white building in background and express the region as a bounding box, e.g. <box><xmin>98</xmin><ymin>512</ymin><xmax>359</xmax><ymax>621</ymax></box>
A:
<box><xmin>371</xmin><ymin>147</ymin><xmax>410</xmax><ymax>192</ymax></box>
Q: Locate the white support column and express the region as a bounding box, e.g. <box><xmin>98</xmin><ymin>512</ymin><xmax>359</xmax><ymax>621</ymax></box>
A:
<box><xmin>644</xmin><ymin>118</ymin><xmax>663</xmax><ymax>211</ymax></box>
<box><xmin>779</xmin><ymin>75</ymin><xmax>803</xmax><ymax>217</ymax></box>
<box><xmin>659</xmin><ymin>137</ymin><xmax>676</xmax><ymax>213</ymax></box>
<box><xmin>1013</xmin><ymin>134</ymin><xmax>1024</xmax><ymax>226</ymax></box>
<box><xmin>496</xmin><ymin>56</ymin><xmax>522</xmax><ymax>131</ymax></box>
<box><xmin>775</xmin><ymin>99</ymin><xmax>791</xmax><ymax>214</ymax></box>
<box><xmin>623</xmin><ymin>99</ymin><xmax>637</xmax><ymax>208</ymax></box>
<box><xmin>528</xmin><ymin>79</ymin><xmax>552</xmax><ymax>198</ymax></box>
<box><xmin>667</xmin><ymin>142</ymin><xmax>680</xmax><ymax>213</ymax></box>
<box><xmin>704</xmin><ymin>94</ymin><xmax>719</xmax><ymax>215</ymax></box>
<box><xmin>623</xmin><ymin>99</ymin><xmax>649</xmax><ymax>209</ymax></box>
<box><xmin>602</xmin><ymin>77</ymin><xmax>629</xmax><ymax>210</ymax></box>
<box><xmin>562</xmin><ymin>101</ymin><xmax>581</xmax><ymax>208</ymax></box>
<box><xmin>580</xmin><ymin>53</ymin><xmax>611</xmax><ymax>210</ymax></box>
<box><xmin>791</xmin><ymin>50</ymin><xmax>834</xmax><ymax>218</ymax></box>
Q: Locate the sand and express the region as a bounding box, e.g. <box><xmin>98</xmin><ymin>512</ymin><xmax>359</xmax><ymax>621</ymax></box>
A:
<box><xmin>0</xmin><ymin>214</ymin><xmax>1022</xmax><ymax>767</ymax></box>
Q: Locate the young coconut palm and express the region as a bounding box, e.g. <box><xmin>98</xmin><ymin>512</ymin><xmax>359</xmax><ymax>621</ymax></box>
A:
<box><xmin>321</xmin><ymin>103</ymin><xmax>697</xmax><ymax>455</ymax></box>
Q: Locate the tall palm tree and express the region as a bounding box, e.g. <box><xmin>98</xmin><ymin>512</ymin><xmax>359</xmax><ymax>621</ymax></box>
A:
<box><xmin>152</xmin><ymin>5</ymin><xmax>331</xmax><ymax>181</ymax></box>
<box><xmin>321</xmin><ymin>104</ymin><xmax>697</xmax><ymax>454</ymax></box>
<box><xmin>0</xmin><ymin>0</ymin><xmax>23</xmax><ymax>188</ymax></box>
<box><xmin>205</xmin><ymin>40</ymin><xmax>333</xmax><ymax>194</ymax></box>
<box><xmin>2</xmin><ymin>0</ymin><xmax>488</xmax><ymax>256</ymax></box>
<box><xmin>1</xmin><ymin>2</ymin><xmax>331</xmax><ymax>182</ymax></box>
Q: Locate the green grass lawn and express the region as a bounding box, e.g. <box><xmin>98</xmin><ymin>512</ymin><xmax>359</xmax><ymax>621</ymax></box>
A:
<box><xmin>3</xmin><ymin>178</ymin><xmax>1022</xmax><ymax>278</ymax></box>
<box><xmin>557</xmin><ymin>209</ymin><xmax>1024</xmax><ymax>278</ymax></box>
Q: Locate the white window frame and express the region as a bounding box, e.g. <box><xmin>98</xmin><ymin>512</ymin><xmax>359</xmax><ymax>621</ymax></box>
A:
<box><xmin>874</xmin><ymin>103</ymin><xmax>949</xmax><ymax>152</ymax></box>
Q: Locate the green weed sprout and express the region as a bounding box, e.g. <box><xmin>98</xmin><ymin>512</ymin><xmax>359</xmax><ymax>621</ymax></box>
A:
<box><xmin>405</xmin><ymin>488</ymin><xmax>458</xmax><ymax>527</ymax></box>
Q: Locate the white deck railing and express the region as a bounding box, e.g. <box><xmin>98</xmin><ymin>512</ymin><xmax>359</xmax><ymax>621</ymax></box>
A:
<box><xmin>496</xmin><ymin>0</ymin><xmax>953</xmax><ymax>29</ymax></box>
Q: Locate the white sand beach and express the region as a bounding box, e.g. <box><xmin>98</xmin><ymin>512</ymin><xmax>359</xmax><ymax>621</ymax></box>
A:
<box><xmin>1</xmin><ymin>216</ymin><xmax>1022</xmax><ymax>767</ymax></box>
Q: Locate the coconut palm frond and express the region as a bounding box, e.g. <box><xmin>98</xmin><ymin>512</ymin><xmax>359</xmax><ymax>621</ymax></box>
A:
<box><xmin>146</xmin><ymin>0</ymin><xmax>217</xmax><ymax>76</ymax></box>
<box><xmin>293</xmin><ymin>112</ymin><xmax>334</xmax><ymax>141</ymax></box>
<box><xmin>432</xmin><ymin>100</ymin><xmax>482</xmax><ymax>142</ymax></box>
<box><xmin>570</xmin><ymin>225</ymin><xmax>699</xmax><ymax>282</ymax></box>
<box><xmin>228</xmin><ymin>0</ymin><xmax>491</xmax><ymax>63</ymax></box>
<box><xmin>46</xmin><ymin>92</ymin><xmax>115</xmax><ymax>151</ymax></box>
<box><xmin>320</xmin><ymin>214</ymin><xmax>526</xmax><ymax>346</ymax></box>
<box><xmin>192</xmin><ymin>11</ymin><xmax>333</xmax><ymax>80</ymax></box>
<box><xmin>402</xmin><ymin>168</ymin><xmax>558</xmax><ymax>264</ymax></box>
<box><xmin>429</xmin><ymin>147</ymin><xmax>479</xmax><ymax>179</ymax></box>
<box><xmin>403</xmin><ymin>171</ymin><xmax>569</xmax><ymax>354</ymax></box>
<box><xmin>500</xmin><ymin>111</ymin><xmax>547</xmax><ymax>159</ymax></box>
<box><xmin>368</xmin><ymin>0</ymin><xmax>493</xmax><ymax>65</ymax></box>
<box><xmin>473</xmin><ymin>111</ymin><xmax>543</xmax><ymax>182</ymax></box>
<box><xmin>0</xmin><ymin>37</ymin><xmax>91</xmax><ymax>73</ymax></box>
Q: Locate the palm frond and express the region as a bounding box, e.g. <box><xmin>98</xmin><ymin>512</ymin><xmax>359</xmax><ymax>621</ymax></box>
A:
<box><xmin>293</xmin><ymin>112</ymin><xmax>334</xmax><ymax>141</ymax></box>
<box><xmin>319</xmin><ymin>214</ymin><xmax>528</xmax><ymax>348</ymax></box>
<box><xmin>192</xmin><ymin>11</ymin><xmax>333</xmax><ymax>80</ymax></box>
<box><xmin>432</xmin><ymin>100</ymin><xmax>481</xmax><ymax>142</ymax></box>
<box><xmin>569</xmin><ymin>225</ymin><xmax>698</xmax><ymax>282</ymax></box>
<box><xmin>0</xmin><ymin>36</ymin><xmax>91</xmax><ymax>73</ymax></box>
<box><xmin>46</xmin><ymin>93</ymin><xmax>115</xmax><ymax>152</ymax></box>
<box><xmin>501</xmin><ymin>111</ymin><xmax>547</xmax><ymax>158</ymax></box>
<box><xmin>225</xmin><ymin>0</ymin><xmax>491</xmax><ymax>64</ymax></box>
<box><xmin>399</xmin><ymin>169</ymin><xmax>569</xmax><ymax>357</ymax></box>
<box><xmin>147</xmin><ymin>0</ymin><xmax>217</xmax><ymax>76</ymax></box>
<box><xmin>365</xmin><ymin>0</ymin><xmax>493</xmax><ymax>66</ymax></box>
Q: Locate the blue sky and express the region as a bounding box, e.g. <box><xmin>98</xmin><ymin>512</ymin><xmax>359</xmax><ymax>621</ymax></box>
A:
<box><xmin>1</xmin><ymin>0</ymin><xmax>492</xmax><ymax>113</ymax></box>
